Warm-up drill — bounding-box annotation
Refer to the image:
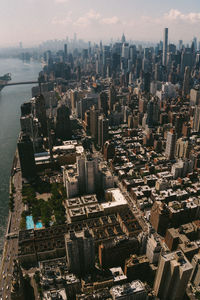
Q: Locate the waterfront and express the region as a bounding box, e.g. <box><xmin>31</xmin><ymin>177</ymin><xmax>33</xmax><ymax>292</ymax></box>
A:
<box><xmin>0</xmin><ymin>58</ymin><xmax>41</xmax><ymax>258</ymax></box>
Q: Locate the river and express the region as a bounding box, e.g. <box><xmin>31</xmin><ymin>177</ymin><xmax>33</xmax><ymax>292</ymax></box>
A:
<box><xmin>0</xmin><ymin>58</ymin><xmax>42</xmax><ymax>257</ymax></box>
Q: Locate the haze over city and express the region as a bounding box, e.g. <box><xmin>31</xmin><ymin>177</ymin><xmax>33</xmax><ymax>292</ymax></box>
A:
<box><xmin>1</xmin><ymin>0</ymin><xmax>200</xmax><ymax>47</ymax></box>
<box><xmin>2</xmin><ymin>0</ymin><xmax>200</xmax><ymax>299</ymax></box>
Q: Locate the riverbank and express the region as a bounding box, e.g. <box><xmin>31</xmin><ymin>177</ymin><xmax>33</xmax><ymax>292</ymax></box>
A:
<box><xmin>0</xmin><ymin>58</ymin><xmax>42</xmax><ymax>258</ymax></box>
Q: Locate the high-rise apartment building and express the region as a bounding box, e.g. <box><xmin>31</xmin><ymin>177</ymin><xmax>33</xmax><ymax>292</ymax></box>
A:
<box><xmin>154</xmin><ymin>251</ymin><xmax>193</xmax><ymax>300</ymax></box>
<box><xmin>108</xmin><ymin>85</ymin><xmax>117</xmax><ymax>111</ymax></box>
<box><xmin>193</xmin><ymin>105</ymin><xmax>200</xmax><ymax>132</ymax></box>
<box><xmin>17</xmin><ymin>132</ymin><xmax>36</xmax><ymax>179</ymax></box>
<box><xmin>34</xmin><ymin>94</ymin><xmax>47</xmax><ymax>137</ymax></box>
<box><xmin>65</xmin><ymin>230</ymin><xmax>95</xmax><ymax>276</ymax></box>
<box><xmin>90</xmin><ymin>106</ymin><xmax>100</xmax><ymax>142</ymax></box>
<box><xmin>163</xmin><ymin>28</ymin><xmax>168</xmax><ymax>66</ymax></box>
<box><xmin>165</xmin><ymin>129</ymin><xmax>177</xmax><ymax>160</ymax></box>
<box><xmin>98</xmin><ymin>115</ymin><xmax>109</xmax><ymax>147</ymax></box>
<box><xmin>182</xmin><ymin>66</ymin><xmax>190</xmax><ymax>96</ymax></box>
<box><xmin>190</xmin><ymin>253</ymin><xmax>200</xmax><ymax>287</ymax></box>
<box><xmin>56</xmin><ymin>103</ymin><xmax>72</xmax><ymax>140</ymax></box>
<box><xmin>98</xmin><ymin>91</ymin><xmax>108</xmax><ymax>116</ymax></box>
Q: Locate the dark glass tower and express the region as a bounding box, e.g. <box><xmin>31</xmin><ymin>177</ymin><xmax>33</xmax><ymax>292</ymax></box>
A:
<box><xmin>17</xmin><ymin>132</ymin><xmax>36</xmax><ymax>179</ymax></box>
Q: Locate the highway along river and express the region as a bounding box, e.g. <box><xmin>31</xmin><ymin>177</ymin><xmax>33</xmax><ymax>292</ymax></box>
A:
<box><xmin>0</xmin><ymin>57</ymin><xmax>41</xmax><ymax>259</ymax></box>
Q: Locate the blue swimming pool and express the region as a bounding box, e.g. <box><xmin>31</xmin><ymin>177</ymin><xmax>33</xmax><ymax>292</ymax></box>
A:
<box><xmin>36</xmin><ymin>222</ymin><xmax>43</xmax><ymax>229</ymax></box>
<box><xmin>26</xmin><ymin>216</ymin><xmax>43</xmax><ymax>230</ymax></box>
<box><xmin>26</xmin><ymin>216</ymin><xmax>34</xmax><ymax>230</ymax></box>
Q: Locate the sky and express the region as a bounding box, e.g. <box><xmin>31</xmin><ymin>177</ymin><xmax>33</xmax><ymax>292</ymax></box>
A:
<box><xmin>1</xmin><ymin>0</ymin><xmax>200</xmax><ymax>47</ymax></box>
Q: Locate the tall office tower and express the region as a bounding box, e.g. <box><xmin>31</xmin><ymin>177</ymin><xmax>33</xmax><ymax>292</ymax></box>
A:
<box><xmin>176</xmin><ymin>138</ymin><xmax>191</xmax><ymax>159</ymax></box>
<box><xmin>182</xmin><ymin>66</ymin><xmax>191</xmax><ymax>96</ymax></box>
<box><xmin>65</xmin><ymin>230</ymin><xmax>95</xmax><ymax>276</ymax></box>
<box><xmin>154</xmin><ymin>251</ymin><xmax>193</xmax><ymax>300</ymax></box>
<box><xmin>111</xmin><ymin>52</ymin><xmax>120</xmax><ymax>72</ymax></box>
<box><xmin>190</xmin><ymin>88</ymin><xmax>200</xmax><ymax>106</ymax></box>
<box><xmin>146</xmin><ymin>231</ymin><xmax>162</xmax><ymax>264</ymax></box>
<box><xmin>129</xmin><ymin>45</ymin><xmax>137</xmax><ymax>64</ymax></box>
<box><xmin>35</xmin><ymin>94</ymin><xmax>47</xmax><ymax>137</ymax></box>
<box><xmin>154</xmin><ymin>63</ymin><xmax>162</xmax><ymax>81</ymax></box>
<box><xmin>102</xmin><ymin>45</ymin><xmax>110</xmax><ymax>68</ymax></box>
<box><xmin>139</xmin><ymin>97</ymin><xmax>147</xmax><ymax>113</ymax></box>
<box><xmin>77</xmin><ymin>155</ymin><xmax>86</xmax><ymax>194</ymax></box>
<box><xmin>142</xmin><ymin>58</ymin><xmax>150</xmax><ymax>73</ymax></box>
<box><xmin>193</xmin><ymin>37</ymin><xmax>197</xmax><ymax>52</ymax></box>
<box><xmin>143</xmin><ymin>72</ymin><xmax>151</xmax><ymax>93</ymax></box>
<box><xmin>193</xmin><ymin>106</ymin><xmax>200</xmax><ymax>132</ymax></box>
<box><xmin>70</xmin><ymin>90</ymin><xmax>79</xmax><ymax>113</ymax></box>
<box><xmin>121</xmin><ymin>33</ymin><xmax>126</xmax><ymax>43</ymax></box>
<box><xmin>181</xmin><ymin>49</ymin><xmax>193</xmax><ymax>76</ymax></box>
<box><xmin>175</xmin><ymin>114</ymin><xmax>185</xmax><ymax>138</ymax></box>
<box><xmin>20</xmin><ymin>102</ymin><xmax>32</xmax><ymax>116</ymax></box>
<box><xmin>98</xmin><ymin>91</ymin><xmax>109</xmax><ymax>116</ymax></box>
<box><xmin>162</xmin><ymin>28</ymin><xmax>168</xmax><ymax>66</ymax></box>
<box><xmin>168</xmin><ymin>43</ymin><xmax>176</xmax><ymax>54</ymax></box>
<box><xmin>190</xmin><ymin>253</ymin><xmax>200</xmax><ymax>287</ymax></box>
<box><xmin>104</xmin><ymin>141</ymin><xmax>115</xmax><ymax>161</ymax></box>
<box><xmin>90</xmin><ymin>106</ymin><xmax>100</xmax><ymax>143</ymax></box>
<box><xmin>64</xmin><ymin>44</ymin><xmax>68</xmax><ymax>60</ymax></box>
<box><xmin>85</xmin><ymin>156</ymin><xmax>99</xmax><ymax>194</ymax></box>
<box><xmin>98</xmin><ymin>115</ymin><xmax>109</xmax><ymax>147</ymax></box>
<box><xmin>20</xmin><ymin>115</ymin><xmax>34</xmax><ymax>137</ymax></box>
<box><xmin>122</xmin><ymin>43</ymin><xmax>129</xmax><ymax>59</ymax></box>
<box><xmin>108</xmin><ymin>85</ymin><xmax>117</xmax><ymax>111</ymax></box>
<box><xmin>179</xmin><ymin>40</ymin><xmax>183</xmax><ymax>51</ymax></box>
<box><xmin>165</xmin><ymin>129</ymin><xmax>177</xmax><ymax>160</ymax></box>
<box><xmin>146</xmin><ymin>99</ymin><xmax>159</xmax><ymax>128</ymax></box>
<box><xmin>17</xmin><ymin>132</ymin><xmax>36</xmax><ymax>179</ymax></box>
<box><xmin>55</xmin><ymin>103</ymin><xmax>72</xmax><ymax>140</ymax></box>
<box><xmin>135</xmin><ymin>56</ymin><xmax>142</xmax><ymax>77</ymax></box>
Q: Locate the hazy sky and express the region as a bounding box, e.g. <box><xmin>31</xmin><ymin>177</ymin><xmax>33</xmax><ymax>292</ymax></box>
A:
<box><xmin>1</xmin><ymin>0</ymin><xmax>200</xmax><ymax>47</ymax></box>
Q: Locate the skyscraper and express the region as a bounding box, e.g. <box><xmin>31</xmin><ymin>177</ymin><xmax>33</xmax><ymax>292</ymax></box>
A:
<box><xmin>98</xmin><ymin>115</ymin><xmax>109</xmax><ymax>147</ymax></box>
<box><xmin>56</xmin><ymin>103</ymin><xmax>72</xmax><ymax>140</ymax></box>
<box><xmin>165</xmin><ymin>129</ymin><xmax>177</xmax><ymax>160</ymax></box>
<box><xmin>90</xmin><ymin>106</ymin><xmax>100</xmax><ymax>143</ymax></box>
<box><xmin>108</xmin><ymin>85</ymin><xmax>117</xmax><ymax>111</ymax></box>
<box><xmin>64</xmin><ymin>44</ymin><xmax>68</xmax><ymax>61</ymax></box>
<box><xmin>154</xmin><ymin>251</ymin><xmax>193</xmax><ymax>300</ymax></box>
<box><xmin>193</xmin><ymin>106</ymin><xmax>200</xmax><ymax>132</ymax></box>
<box><xmin>98</xmin><ymin>91</ymin><xmax>108</xmax><ymax>116</ymax></box>
<box><xmin>163</xmin><ymin>28</ymin><xmax>168</xmax><ymax>66</ymax></box>
<box><xmin>190</xmin><ymin>253</ymin><xmax>200</xmax><ymax>287</ymax></box>
<box><xmin>182</xmin><ymin>66</ymin><xmax>190</xmax><ymax>96</ymax></box>
<box><xmin>34</xmin><ymin>95</ymin><xmax>47</xmax><ymax>137</ymax></box>
<box><xmin>65</xmin><ymin>230</ymin><xmax>95</xmax><ymax>276</ymax></box>
<box><xmin>17</xmin><ymin>132</ymin><xmax>36</xmax><ymax>179</ymax></box>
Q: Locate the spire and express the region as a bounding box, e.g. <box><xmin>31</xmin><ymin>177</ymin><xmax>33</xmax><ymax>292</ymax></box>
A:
<box><xmin>121</xmin><ymin>33</ymin><xmax>126</xmax><ymax>43</ymax></box>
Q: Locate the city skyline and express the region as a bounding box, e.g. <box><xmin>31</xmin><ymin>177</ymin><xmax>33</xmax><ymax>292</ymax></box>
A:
<box><xmin>1</xmin><ymin>0</ymin><xmax>200</xmax><ymax>47</ymax></box>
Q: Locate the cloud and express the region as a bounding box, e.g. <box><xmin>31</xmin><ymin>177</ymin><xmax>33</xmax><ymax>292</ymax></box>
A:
<box><xmin>101</xmin><ymin>16</ymin><xmax>120</xmax><ymax>25</ymax></box>
<box><xmin>52</xmin><ymin>11</ymin><xmax>72</xmax><ymax>25</ymax></box>
<box><xmin>74</xmin><ymin>9</ymin><xmax>101</xmax><ymax>26</ymax></box>
<box><xmin>74</xmin><ymin>9</ymin><xmax>120</xmax><ymax>28</ymax></box>
<box><xmin>164</xmin><ymin>9</ymin><xmax>200</xmax><ymax>24</ymax></box>
<box><xmin>87</xmin><ymin>9</ymin><xmax>101</xmax><ymax>20</ymax></box>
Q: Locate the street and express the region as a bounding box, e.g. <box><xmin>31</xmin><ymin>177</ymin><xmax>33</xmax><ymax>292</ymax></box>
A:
<box><xmin>0</xmin><ymin>155</ymin><xmax>23</xmax><ymax>300</ymax></box>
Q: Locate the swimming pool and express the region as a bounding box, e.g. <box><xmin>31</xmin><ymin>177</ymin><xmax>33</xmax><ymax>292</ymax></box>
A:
<box><xmin>36</xmin><ymin>222</ymin><xmax>43</xmax><ymax>229</ymax></box>
<box><xmin>26</xmin><ymin>216</ymin><xmax>43</xmax><ymax>230</ymax></box>
<box><xmin>26</xmin><ymin>216</ymin><xmax>34</xmax><ymax>230</ymax></box>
